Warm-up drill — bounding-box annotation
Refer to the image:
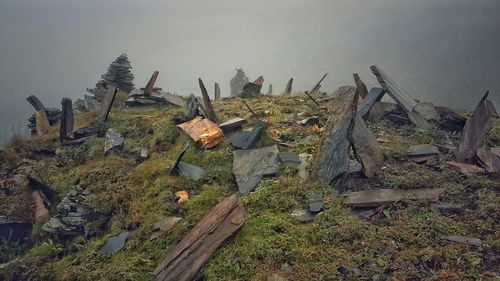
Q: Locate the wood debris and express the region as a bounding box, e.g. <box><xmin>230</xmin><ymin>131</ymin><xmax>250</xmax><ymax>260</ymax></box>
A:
<box><xmin>177</xmin><ymin>117</ymin><xmax>224</xmax><ymax>149</ymax></box>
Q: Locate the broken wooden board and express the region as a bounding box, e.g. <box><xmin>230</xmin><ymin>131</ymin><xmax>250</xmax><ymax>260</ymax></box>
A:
<box><xmin>477</xmin><ymin>147</ymin><xmax>500</xmax><ymax>173</ymax></box>
<box><xmin>143</xmin><ymin>71</ymin><xmax>159</xmax><ymax>97</ymax></box>
<box><xmin>214</xmin><ymin>82</ymin><xmax>221</xmax><ymax>101</ymax></box>
<box><xmin>98</xmin><ymin>84</ymin><xmax>118</xmax><ymax>123</ymax></box>
<box><xmin>177</xmin><ymin>117</ymin><xmax>224</xmax><ymax>149</ymax></box>
<box><xmin>353</xmin><ymin>73</ymin><xmax>368</xmax><ymax>99</ymax></box>
<box><xmin>199</xmin><ymin>78</ymin><xmax>218</xmax><ymax>123</ymax></box>
<box><xmin>313</xmin><ymin>86</ymin><xmax>359</xmax><ymax>188</ymax></box>
<box><xmin>456</xmin><ymin>91</ymin><xmax>498</xmax><ymax>163</ymax></box>
<box><xmin>60</xmin><ymin>97</ymin><xmax>74</xmax><ymax>143</ymax></box>
<box><xmin>370</xmin><ymin>65</ymin><xmax>417</xmax><ymax>113</ymax></box>
<box><xmin>343</xmin><ymin>188</ymin><xmax>446</xmax><ymax>208</ymax></box>
<box><xmin>229</xmin><ymin>120</ymin><xmax>266</xmax><ymax>150</ymax></box>
<box><xmin>357</xmin><ymin>87</ymin><xmax>385</xmax><ymax>118</ymax></box>
<box><xmin>153</xmin><ymin>194</ymin><xmax>246</xmax><ymax>281</ymax></box>
<box><xmin>284</xmin><ymin>78</ymin><xmax>293</xmax><ymax>94</ymax></box>
<box><xmin>351</xmin><ymin>116</ymin><xmax>384</xmax><ymax>178</ymax></box>
<box><xmin>233</xmin><ymin>145</ymin><xmax>280</xmax><ymax>194</ymax></box>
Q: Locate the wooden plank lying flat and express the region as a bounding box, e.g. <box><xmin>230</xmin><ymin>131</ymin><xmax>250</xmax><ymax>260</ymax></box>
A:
<box><xmin>153</xmin><ymin>194</ymin><xmax>246</xmax><ymax>281</ymax></box>
<box><xmin>344</xmin><ymin>188</ymin><xmax>446</xmax><ymax>208</ymax></box>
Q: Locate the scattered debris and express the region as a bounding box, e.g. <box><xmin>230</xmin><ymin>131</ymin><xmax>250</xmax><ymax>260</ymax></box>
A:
<box><xmin>291</xmin><ymin>209</ymin><xmax>316</xmax><ymax>223</ymax></box>
<box><xmin>101</xmin><ymin>231</ymin><xmax>130</xmax><ymax>254</ymax></box>
<box><xmin>127</xmin><ymin>71</ymin><xmax>185</xmax><ymax>108</ymax></box>
<box><xmin>230</xmin><ymin>69</ymin><xmax>249</xmax><ymax>97</ymax></box>
<box><xmin>175</xmin><ymin>191</ymin><xmax>189</xmax><ymax>204</ymax></box>
<box><xmin>60</xmin><ymin>97</ymin><xmax>74</xmax><ymax>144</ymax></box>
<box><xmin>284</xmin><ymin>78</ymin><xmax>293</xmax><ymax>95</ymax></box>
<box><xmin>100</xmin><ymin>53</ymin><xmax>135</xmax><ymax>93</ymax></box>
<box><xmin>104</xmin><ymin>128</ymin><xmax>124</xmax><ymax>154</ymax></box>
<box><xmin>408</xmin><ymin>144</ymin><xmax>440</xmax><ymax>166</ymax></box>
<box><xmin>278</xmin><ymin>152</ymin><xmax>301</xmax><ymax>164</ymax></box>
<box><xmin>233</xmin><ymin>145</ymin><xmax>280</xmax><ymax>194</ymax></box>
<box><xmin>456</xmin><ymin>91</ymin><xmax>498</xmax><ymax>163</ymax></box>
<box><xmin>308</xmin><ymin>193</ymin><xmax>324</xmax><ymax>213</ymax></box>
<box><xmin>343</xmin><ymin>188</ymin><xmax>446</xmax><ymax>208</ymax></box>
<box><xmin>177</xmin><ymin>117</ymin><xmax>224</xmax><ymax>149</ymax></box>
<box><xmin>443</xmin><ymin>235</ymin><xmax>483</xmax><ymax>247</ymax></box>
<box><xmin>432</xmin><ymin>202</ymin><xmax>464</xmax><ymax>215</ymax></box>
<box><xmin>199</xmin><ymin>78</ymin><xmax>218</xmax><ymax>123</ymax></box>
<box><xmin>229</xmin><ymin>120</ymin><xmax>266</xmax><ymax>150</ymax></box>
<box><xmin>0</xmin><ymin>216</ymin><xmax>32</xmax><ymax>242</ymax></box>
<box><xmin>447</xmin><ymin>161</ymin><xmax>486</xmax><ymax>175</ymax></box>
<box><xmin>219</xmin><ymin>117</ymin><xmax>247</xmax><ymax>134</ymax></box>
<box><xmin>242</xmin><ymin>75</ymin><xmax>264</xmax><ymax>98</ymax></box>
<box><xmin>476</xmin><ymin>147</ymin><xmax>500</xmax><ymax>173</ymax></box>
<box><xmin>153</xmin><ymin>194</ymin><xmax>246</xmax><ymax>281</ymax></box>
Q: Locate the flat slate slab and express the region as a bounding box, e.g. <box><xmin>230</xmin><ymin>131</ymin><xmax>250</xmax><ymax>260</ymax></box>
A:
<box><xmin>219</xmin><ymin>117</ymin><xmax>247</xmax><ymax>133</ymax></box>
<box><xmin>177</xmin><ymin>162</ymin><xmax>205</xmax><ymax>181</ymax></box>
<box><xmin>291</xmin><ymin>209</ymin><xmax>316</xmax><ymax>223</ymax></box>
<box><xmin>101</xmin><ymin>231</ymin><xmax>130</xmax><ymax>254</ymax></box>
<box><xmin>233</xmin><ymin>145</ymin><xmax>280</xmax><ymax>194</ymax></box>
<box><xmin>408</xmin><ymin>144</ymin><xmax>440</xmax><ymax>165</ymax></box>
<box><xmin>308</xmin><ymin>194</ymin><xmax>324</xmax><ymax>213</ymax></box>
<box><xmin>343</xmin><ymin>188</ymin><xmax>446</xmax><ymax>208</ymax></box>
<box><xmin>278</xmin><ymin>152</ymin><xmax>301</xmax><ymax>164</ymax></box>
<box><xmin>229</xmin><ymin>120</ymin><xmax>266</xmax><ymax>150</ymax></box>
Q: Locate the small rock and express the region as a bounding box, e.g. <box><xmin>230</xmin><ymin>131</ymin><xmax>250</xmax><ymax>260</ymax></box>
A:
<box><xmin>308</xmin><ymin>194</ymin><xmax>324</xmax><ymax>213</ymax></box>
<box><xmin>298</xmin><ymin>153</ymin><xmax>312</xmax><ymax>180</ymax></box>
<box><xmin>297</xmin><ymin>116</ymin><xmax>319</xmax><ymax>126</ymax></box>
<box><xmin>291</xmin><ymin>209</ymin><xmax>316</xmax><ymax>223</ymax></box>
<box><xmin>153</xmin><ymin>216</ymin><xmax>182</xmax><ymax>233</ymax></box>
<box><xmin>140</xmin><ymin>148</ymin><xmax>149</xmax><ymax>159</ymax></box>
<box><xmin>443</xmin><ymin>235</ymin><xmax>483</xmax><ymax>247</ymax></box>
<box><xmin>278</xmin><ymin>152</ymin><xmax>301</xmax><ymax>164</ymax></box>
<box><xmin>104</xmin><ymin>128</ymin><xmax>124</xmax><ymax>154</ymax></box>
<box><xmin>101</xmin><ymin>231</ymin><xmax>130</xmax><ymax>254</ymax></box>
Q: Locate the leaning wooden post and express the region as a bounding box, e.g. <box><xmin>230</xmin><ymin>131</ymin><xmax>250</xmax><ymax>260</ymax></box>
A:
<box><xmin>98</xmin><ymin>84</ymin><xmax>118</xmax><ymax>123</ymax></box>
<box><xmin>27</xmin><ymin>95</ymin><xmax>50</xmax><ymax>136</ymax></box>
<box><xmin>198</xmin><ymin>78</ymin><xmax>218</xmax><ymax>123</ymax></box>
<box><xmin>144</xmin><ymin>71</ymin><xmax>159</xmax><ymax>97</ymax></box>
<box><xmin>60</xmin><ymin>97</ymin><xmax>74</xmax><ymax>143</ymax></box>
<box><xmin>214</xmin><ymin>82</ymin><xmax>221</xmax><ymax>101</ymax></box>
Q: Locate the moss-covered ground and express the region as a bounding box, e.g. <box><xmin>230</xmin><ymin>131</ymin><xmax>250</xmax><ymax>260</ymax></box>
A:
<box><xmin>0</xmin><ymin>93</ymin><xmax>499</xmax><ymax>280</ymax></box>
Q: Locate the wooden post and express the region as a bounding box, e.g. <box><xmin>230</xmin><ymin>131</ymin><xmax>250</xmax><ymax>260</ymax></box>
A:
<box><xmin>214</xmin><ymin>82</ymin><xmax>221</xmax><ymax>101</ymax></box>
<box><xmin>198</xmin><ymin>78</ymin><xmax>218</xmax><ymax>123</ymax></box>
<box><xmin>144</xmin><ymin>71</ymin><xmax>159</xmax><ymax>97</ymax></box>
<box><xmin>60</xmin><ymin>97</ymin><xmax>74</xmax><ymax>143</ymax></box>
<box><xmin>98</xmin><ymin>84</ymin><xmax>118</xmax><ymax>123</ymax></box>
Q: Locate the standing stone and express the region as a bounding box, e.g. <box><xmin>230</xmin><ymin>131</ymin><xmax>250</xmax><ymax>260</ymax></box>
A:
<box><xmin>199</xmin><ymin>78</ymin><xmax>218</xmax><ymax>123</ymax></box>
<box><xmin>60</xmin><ymin>97</ymin><xmax>74</xmax><ymax>143</ymax></box>
<box><xmin>267</xmin><ymin>84</ymin><xmax>273</xmax><ymax>95</ymax></box>
<box><xmin>351</xmin><ymin>116</ymin><xmax>384</xmax><ymax>178</ymax></box>
<box><xmin>284</xmin><ymin>78</ymin><xmax>293</xmax><ymax>95</ymax></box>
<box><xmin>313</xmin><ymin>86</ymin><xmax>359</xmax><ymax>190</ymax></box>
<box><xmin>98</xmin><ymin>84</ymin><xmax>118</xmax><ymax>123</ymax></box>
<box><xmin>214</xmin><ymin>82</ymin><xmax>221</xmax><ymax>101</ymax></box>
<box><xmin>353</xmin><ymin>73</ymin><xmax>368</xmax><ymax>99</ymax></box>
<box><xmin>143</xmin><ymin>71</ymin><xmax>159</xmax><ymax>97</ymax></box>
<box><xmin>456</xmin><ymin>91</ymin><xmax>498</xmax><ymax>163</ymax></box>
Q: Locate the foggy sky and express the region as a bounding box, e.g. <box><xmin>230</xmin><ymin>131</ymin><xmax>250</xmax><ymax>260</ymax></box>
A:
<box><xmin>1</xmin><ymin>0</ymin><xmax>499</xmax><ymax>144</ymax></box>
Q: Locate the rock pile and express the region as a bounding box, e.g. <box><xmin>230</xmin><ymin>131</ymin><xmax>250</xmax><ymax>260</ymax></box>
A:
<box><xmin>101</xmin><ymin>53</ymin><xmax>135</xmax><ymax>93</ymax></box>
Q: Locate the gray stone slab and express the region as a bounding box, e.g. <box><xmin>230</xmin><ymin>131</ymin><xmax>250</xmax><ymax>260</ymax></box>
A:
<box><xmin>178</xmin><ymin>162</ymin><xmax>205</xmax><ymax>181</ymax></box>
<box><xmin>357</xmin><ymin>87</ymin><xmax>385</xmax><ymax>117</ymax></box>
<box><xmin>229</xmin><ymin>120</ymin><xmax>266</xmax><ymax>150</ymax></box>
<box><xmin>291</xmin><ymin>209</ymin><xmax>316</xmax><ymax>223</ymax></box>
<box><xmin>104</xmin><ymin>128</ymin><xmax>124</xmax><ymax>153</ymax></box>
<box><xmin>278</xmin><ymin>152</ymin><xmax>301</xmax><ymax>164</ymax></box>
<box><xmin>101</xmin><ymin>231</ymin><xmax>130</xmax><ymax>254</ymax></box>
<box><xmin>233</xmin><ymin>145</ymin><xmax>280</xmax><ymax>194</ymax></box>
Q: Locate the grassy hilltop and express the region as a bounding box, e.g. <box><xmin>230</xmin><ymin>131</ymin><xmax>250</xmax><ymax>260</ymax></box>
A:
<box><xmin>0</xmin><ymin>92</ymin><xmax>499</xmax><ymax>281</ymax></box>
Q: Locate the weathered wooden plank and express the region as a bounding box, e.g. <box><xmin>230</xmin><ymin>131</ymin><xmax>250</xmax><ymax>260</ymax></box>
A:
<box><xmin>214</xmin><ymin>82</ymin><xmax>221</xmax><ymax>101</ymax></box>
<box><xmin>344</xmin><ymin>188</ymin><xmax>446</xmax><ymax>208</ymax></box>
<box><xmin>153</xmin><ymin>194</ymin><xmax>246</xmax><ymax>281</ymax></box>
<box><xmin>313</xmin><ymin>86</ymin><xmax>359</xmax><ymax>189</ymax></box>
<box><xmin>60</xmin><ymin>97</ymin><xmax>74</xmax><ymax>143</ymax></box>
<box><xmin>198</xmin><ymin>78</ymin><xmax>218</xmax><ymax>123</ymax></box>
<box><xmin>98</xmin><ymin>84</ymin><xmax>118</xmax><ymax>123</ymax></box>
<box><xmin>370</xmin><ymin>65</ymin><xmax>417</xmax><ymax>113</ymax></box>
<box><xmin>456</xmin><ymin>91</ymin><xmax>498</xmax><ymax>163</ymax></box>
<box><xmin>284</xmin><ymin>78</ymin><xmax>293</xmax><ymax>95</ymax></box>
<box><xmin>143</xmin><ymin>71</ymin><xmax>159</xmax><ymax>97</ymax></box>
<box><xmin>353</xmin><ymin>73</ymin><xmax>368</xmax><ymax>99</ymax></box>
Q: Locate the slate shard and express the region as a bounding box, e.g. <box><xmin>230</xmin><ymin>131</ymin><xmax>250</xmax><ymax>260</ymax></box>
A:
<box><xmin>199</xmin><ymin>78</ymin><xmax>218</xmax><ymax>123</ymax></box>
<box><xmin>101</xmin><ymin>231</ymin><xmax>130</xmax><ymax>254</ymax></box>
<box><xmin>230</xmin><ymin>69</ymin><xmax>249</xmax><ymax>97</ymax></box>
<box><xmin>357</xmin><ymin>87</ymin><xmax>385</xmax><ymax>118</ymax></box>
<box><xmin>229</xmin><ymin>120</ymin><xmax>267</xmax><ymax>150</ymax></box>
<box><xmin>98</xmin><ymin>84</ymin><xmax>118</xmax><ymax>123</ymax></box>
<box><xmin>297</xmin><ymin>116</ymin><xmax>320</xmax><ymax>126</ymax></box>
<box><xmin>214</xmin><ymin>82</ymin><xmax>221</xmax><ymax>100</ymax></box>
<box><xmin>456</xmin><ymin>91</ymin><xmax>498</xmax><ymax>163</ymax></box>
<box><xmin>477</xmin><ymin>147</ymin><xmax>500</xmax><ymax>173</ymax></box>
<box><xmin>60</xmin><ymin>97</ymin><xmax>74</xmax><ymax>144</ymax></box>
<box><xmin>353</xmin><ymin>73</ymin><xmax>368</xmax><ymax>99</ymax></box>
<box><xmin>177</xmin><ymin>162</ymin><xmax>205</xmax><ymax>181</ymax></box>
<box><xmin>242</xmin><ymin>75</ymin><xmax>264</xmax><ymax>98</ymax></box>
<box><xmin>432</xmin><ymin>202</ymin><xmax>464</xmax><ymax>215</ymax></box>
<box><xmin>100</xmin><ymin>53</ymin><xmax>135</xmax><ymax>93</ymax></box>
<box><xmin>233</xmin><ymin>145</ymin><xmax>280</xmax><ymax>194</ymax></box>
<box><xmin>284</xmin><ymin>78</ymin><xmax>293</xmax><ymax>95</ymax></box>
<box><xmin>278</xmin><ymin>152</ymin><xmax>301</xmax><ymax>164</ymax></box>
<box><xmin>408</xmin><ymin>144</ymin><xmax>440</xmax><ymax>166</ymax></box>
<box><xmin>351</xmin><ymin>116</ymin><xmax>384</xmax><ymax>178</ymax></box>
<box><xmin>219</xmin><ymin>117</ymin><xmax>247</xmax><ymax>134</ymax></box>
<box><xmin>27</xmin><ymin>95</ymin><xmax>55</xmax><ymax>136</ymax></box>
<box><xmin>27</xmin><ymin>176</ymin><xmax>57</xmax><ymax>207</ymax></box>
<box><xmin>127</xmin><ymin>71</ymin><xmax>185</xmax><ymax>108</ymax></box>
<box><xmin>267</xmin><ymin>84</ymin><xmax>273</xmax><ymax>95</ymax></box>
<box><xmin>291</xmin><ymin>209</ymin><xmax>316</xmax><ymax>223</ymax></box>
<box><xmin>343</xmin><ymin>188</ymin><xmax>446</xmax><ymax>208</ymax></box>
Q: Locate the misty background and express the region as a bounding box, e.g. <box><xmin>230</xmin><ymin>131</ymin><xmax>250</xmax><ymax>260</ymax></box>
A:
<box><xmin>1</xmin><ymin>0</ymin><xmax>499</xmax><ymax>145</ymax></box>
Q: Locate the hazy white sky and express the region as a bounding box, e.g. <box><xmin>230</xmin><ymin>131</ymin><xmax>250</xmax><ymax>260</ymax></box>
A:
<box><xmin>1</xmin><ymin>0</ymin><xmax>499</xmax><ymax>143</ymax></box>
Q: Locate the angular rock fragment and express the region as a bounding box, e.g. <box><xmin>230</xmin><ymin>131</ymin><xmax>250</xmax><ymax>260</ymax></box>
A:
<box><xmin>32</xmin><ymin>191</ymin><xmax>49</xmax><ymax>222</ymax></box>
<box><xmin>230</xmin><ymin>69</ymin><xmax>249</xmax><ymax>97</ymax></box>
<box><xmin>308</xmin><ymin>194</ymin><xmax>324</xmax><ymax>213</ymax></box>
<box><xmin>447</xmin><ymin>161</ymin><xmax>486</xmax><ymax>175</ymax></box>
<box><xmin>177</xmin><ymin>117</ymin><xmax>224</xmax><ymax>149</ymax></box>
<box><xmin>233</xmin><ymin>145</ymin><xmax>280</xmax><ymax>194</ymax></box>
<box><xmin>267</xmin><ymin>84</ymin><xmax>273</xmax><ymax>95</ymax></box>
<box><xmin>219</xmin><ymin>117</ymin><xmax>247</xmax><ymax>134</ymax></box>
<box><xmin>284</xmin><ymin>78</ymin><xmax>293</xmax><ymax>95</ymax></box>
<box><xmin>352</xmin><ymin>116</ymin><xmax>384</xmax><ymax>178</ymax></box>
<box><xmin>153</xmin><ymin>217</ymin><xmax>182</xmax><ymax>233</ymax></box>
<box><xmin>291</xmin><ymin>209</ymin><xmax>316</xmax><ymax>223</ymax></box>
<box><xmin>435</xmin><ymin>106</ymin><xmax>466</xmax><ymax>133</ymax></box>
<box><xmin>143</xmin><ymin>71</ymin><xmax>159</xmax><ymax>97</ymax></box>
<box><xmin>60</xmin><ymin>97</ymin><xmax>74</xmax><ymax>143</ymax></box>
<box><xmin>177</xmin><ymin>162</ymin><xmax>205</xmax><ymax>181</ymax></box>
<box><xmin>140</xmin><ymin>147</ymin><xmax>149</xmax><ymax>159</ymax></box>
<box><xmin>104</xmin><ymin>128</ymin><xmax>124</xmax><ymax>154</ymax></box>
<box><xmin>432</xmin><ymin>202</ymin><xmax>464</xmax><ymax>215</ymax></box>
<box><xmin>477</xmin><ymin>147</ymin><xmax>500</xmax><ymax>173</ymax></box>
<box><xmin>34</xmin><ymin>111</ymin><xmax>50</xmax><ymax>136</ymax></box>
<box><xmin>127</xmin><ymin>71</ymin><xmax>184</xmax><ymax>108</ymax></box>
<box><xmin>298</xmin><ymin>153</ymin><xmax>312</xmax><ymax>180</ymax></box>
<box><xmin>214</xmin><ymin>82</ymin><xmax>221</xmax><ymax>100</ymax></box>
<box><xmin>229</xmin><ymin>120</ymin><xmax>266</xmax><ymax>150</ymax></box>
<box><xmin>343</xmin><ymin>188</ymin><xmax>446</xmax><ymax>208</ymax></box>
<box><xmin>297</xmin><ymin>117</ymin><xmax>319</xmax><ymax>126</ymax></box>
<box><xmin>456</xmin><ymin>91</ymin><xmax>498</xmax><ymax>163</ymax></box>
<box><xmin>242</xmin><ymin>75</ymin><xmax>264</xmax><ymax>98</ymax></box>
<box><xmin>27</xmin><ymin>176</ymin><xmax>57</xmax><ymax>207</ymax></box>
<box><xmin>153</xmin><ymin>194</ymin><xmax>246</xmax><ymax>281</ymax></box>
<box><xmin>278</xmin><ymin>152</ymin><xmax>301</xmax><ymax>164</ymax></box>
<box><xmin>408</xmin><ymin>144</ymin><xmax>440</xmax><ymax>166</ymax></box>
<box><xmin>443</xmin><ymin>235</ymin><xmax>482</xmax><ymax>247</ymax></box>
<box><xmin>101</xmin><ymin>231</ymin><xmax>130</xmax><ymax>254</ymax></box>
